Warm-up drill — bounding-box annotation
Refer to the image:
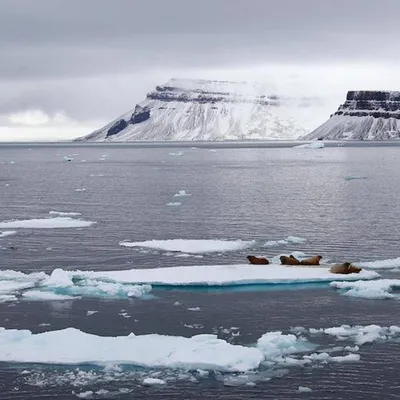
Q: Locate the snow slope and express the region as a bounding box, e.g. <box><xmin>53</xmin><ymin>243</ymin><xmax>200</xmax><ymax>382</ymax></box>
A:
<box><xmin>304</xmin><ymin>90</ymin><xmax>400</xmax><ymax>140</ymax></box>
<box><xmin>77</xmin><ymin>79</ymin><xmax>323</xmax><ymax>142</ymax></box>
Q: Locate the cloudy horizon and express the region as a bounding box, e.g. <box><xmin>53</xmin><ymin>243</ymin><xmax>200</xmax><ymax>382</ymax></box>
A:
<box><xmin>1</xmin><ymin>0</ymin><xmax>400</xmax><ymax>141</ymax></box>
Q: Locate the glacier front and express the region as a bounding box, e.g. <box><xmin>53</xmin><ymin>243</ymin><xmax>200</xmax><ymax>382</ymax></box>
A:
<box><xmin>77</xmin><ymin>79</ymin><xmax>322</xmax><ymax>142</ymax></box>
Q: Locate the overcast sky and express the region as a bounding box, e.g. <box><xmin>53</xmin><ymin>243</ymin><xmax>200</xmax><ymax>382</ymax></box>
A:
<box><xmin>1</xmin><ymin>0</ymin><xmax>400</xmax><ymax>141</ymax></box>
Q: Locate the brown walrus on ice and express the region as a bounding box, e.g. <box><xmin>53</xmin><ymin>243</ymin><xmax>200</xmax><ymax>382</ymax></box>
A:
<box><xmin>280</xmin><ymin>255</ymin><xmax>300</xmax><ymax>265</ymax></box>
<box><xmin>330</xmin><ymin>262</ymin><xmax>362</xmax><ymax>274</ymax></box>
<box><xmin>247</xmin><ymin>255</ymin><xmax>269</xmax><ymax>265</ymax></box>
<box><xmin>300</xmin><ymin>255</ymin><xmax>322</xmax><ymax>266</ymax></box>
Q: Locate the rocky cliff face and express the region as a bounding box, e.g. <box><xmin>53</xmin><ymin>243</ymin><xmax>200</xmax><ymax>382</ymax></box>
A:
<box><xmin>304</xmin><ymin>91</ymin><xmax>400</xmax><ymax>140</ymax></box>
<box><xmin>76</xmin><ymin>79</ymin><xmax>321</xmax><ymax>142</ymax></box>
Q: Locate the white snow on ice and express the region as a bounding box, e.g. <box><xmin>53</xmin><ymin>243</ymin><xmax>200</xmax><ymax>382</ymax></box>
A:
<box><xmin>22</xmin><ymin>291</ymin><xmax>77</xmax><ymax>301</ymax></box>
<box><xmin>78</xmin><ymin>263</ymin><xmax>379</xmax><ymax>287</ymax></box>
<box><xmin>143</xmin><ymin>378</ymin><xmax>166</xmax><ymax>386</ymax></box>
<box><xmin>0</xmin><ymin>217</ymin><xmax>95</xmax><ymax>229</ymax></box>
<box><xmin>357</xmin><ymin>257</ymin><xmax>400</xmax><ymax>270</ymax></box>
<box><xmin>330</xmin><ymin>279</ymin><xmax>400</xmax><ymax>299</ymax></box>
<box><xmin>174</xmin><ymin>190</ymin><xmax>191</xmax><ymax>197</ymax></box>
<box><xmin>0</xmin><ymin>231</ymin><xmax>16</xmax><ymax>238</ymax></box>
<box><xmin>119</xmin><ymin>239</ymin><xmax>255</xmax><ymax>254</ymax></box>
<box><xmin>166</xmin><ymin>202</ymin><xmax>181</xmax><ymax>206</ymax></box>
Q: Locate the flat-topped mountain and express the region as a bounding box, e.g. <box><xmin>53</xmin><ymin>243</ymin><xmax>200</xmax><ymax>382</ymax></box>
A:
<box><xmin>76</xmin><ymin>78</ymin><xmax>320</xmax><ymax>142</ymax></box>
<box><xmin>304</xmin><ymin>91</ymin><xmax>400</xmax><ymax>140</ymax></box>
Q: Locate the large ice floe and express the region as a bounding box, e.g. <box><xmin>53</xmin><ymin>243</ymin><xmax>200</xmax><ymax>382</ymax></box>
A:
<box><xmin>78</xmin><ymin>264</ymin><xmax>379</xmax><ymax>287</ymax></box>
<box><xmin>0</xmin><ymin>217</ymin><xmax>95</xmax><ymax>229</ymax></box>
<box><xmin>0</xmin><ymin>264</ymin><xmax>379</xmax><ymax>303</ymax></box>
<box><xmin>293</xmin><ymin>142</ymin><xmax>324</xmax><ymax>149</ymax></box>
<box><xmin>119</xmin><ymin>239</ymin><xmax>255</xmax><ymax>254</ymax></box>
<box><xmin>0</xmin><ymin>230</ymin><xmax>16</xmax><ymax>238</ymax></box>
<box><xmin>5</xmin><ymin>324</ymin><xmax>400</xmax><ymax>389</ymax></box>
<box><xmin>330</xmin><ymin>279</ymin><xmax>400</xmax><ymax>299</ymax></box>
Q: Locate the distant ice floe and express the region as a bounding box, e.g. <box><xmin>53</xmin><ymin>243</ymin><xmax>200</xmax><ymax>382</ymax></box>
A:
<box><xmin>75</xmin><ymin>188</ymin><xmax>86</xmax><ymax>192</ymax></box>
<box><xmin>119</xmin><ymin>239</ymin><xmax>255</xmax><ymax>254</ymax></box>
<box><xmin>49</xmin><ymin>211</ymin><xmax>82</xmax><ymax>217</ymax></box>
<box><xmin>264</xmin><ymin>236</ymin><xmax>307</xmax><ymax>247</ymax></box>
<box><xmin>0</xmin><ymin>217</ymin><xmax>95</xmax><ymax>229</ymax></box>
<box><xmin>298</xmin><ymin>386</ymin><xmax>312</xmax><ymax>393</ymax></box>
<box><xmin>166</xmin><ymin>202</ymin><xmax>181</xmax><ymax>206</ymax></box>
<box><xmin>294</xmin><ymin>142</ymin><xmax>324</xmax><ymax>149</ymax></box>
<box><xmin>169</xmin><ymin>151</ymin><xmax>183</xmax><ymax>156</ymax></box>
<box><xmin>0</xmin><ymin>231</ymin><xmax>16</xmax><ymax>238</ymax></box>
<box><xmin>174</xmin><ymin>190</ymin><xmax>191</xmax><ymax>197</ymax></box>
<box><xmin>344</xmin><ymin>175</ymin><xmax>368</xmax><ymax>181</ymax></box>
<box><xmin>357</xmin><ymin>257</ymin><xmax>400</xmax><ymax>270</ymax></box>
<box><xmin>330</xmin><ymin>279</ymin><xmax>400</xmax><ymax>299</ymax></box>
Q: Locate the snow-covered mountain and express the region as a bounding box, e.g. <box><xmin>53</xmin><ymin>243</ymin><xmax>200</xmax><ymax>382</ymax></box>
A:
<box><xmin>304</xmin><ymin>91</ymin><xmax>400</xmax><ymax>140</ymax></box>
<box><xmin>76</xmin><ymin>79</ymin><xmax>323</xmax><ymax>142</ymax></box>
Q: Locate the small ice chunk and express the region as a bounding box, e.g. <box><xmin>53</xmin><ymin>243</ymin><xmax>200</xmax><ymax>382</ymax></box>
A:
<box><xmin>294</xmin><ymin>142</ymin><xmax>324</xmax><ymax>149</ymax></box>
<box><xmin>298</xmin><ymin>386</ymin><xmax>312</xmax><ymax>393</ymax></box>
<box><xmin>75</xmin><ymin>188</ymin><xmax>86</xmax><ymax>192</ymax></box>
<box><xmin>169</xmin><ymin>152</ymin><xmax>183</xmax><ymax>156</ymax></box>
<box><xmin>173</xmin><ymin>301</ymin><xmax>181</xmax><ymax>306</ymax></box>
<box><xmin>174</xmin><ymin>190</ymin><xmax>192</xmax><ymax>197</ymax></box>
<box><xmin>166</xmin><ymin>202</ymin><xmax>181</xmax><ymax>206</ymax></box>
<box><xmin>143</xmin><ymin>377</ymin><xmax>166</xmax><ymax>386</ymax></box>
<box><xmin>0</xmin><ymin>231</ymin><xmax>16</xmax><ymax>238</ymax></box>
<box><xmin>63</xmin><ymin>156</ymin><xmax>73</xmax><ymax>162</ymax></box>
<box><xmin>188</xmin><ymin>307</ymin><xmax>201</xmax><ymax>311</ymax></box>
<box><xmin>75</xmin><ymin>391</ymin><xmax>93</xmax><ymax>398</ymax></box>
<box><xmin>86</xmin><ymin>311</ymin><xmax>98</xmax><ymax>316</ymax></box>
<box><xmin>330</xmin><ymin>279</ymin><xmax>400</xmax><ymax>300</ymax></box>
<box><xmin>49</xmin><ymin>211</ymin><xmax>81</xmax><ymax>217</ymax></box>
<box><xmin>357</xmin><ymin>257</ymin><xmax>400</xmax><ymax>270</ymax></box>
<box><xmin>43</xmin><ymin>269</ymin><xmax>73</xmax><ymax>288</ymax></box>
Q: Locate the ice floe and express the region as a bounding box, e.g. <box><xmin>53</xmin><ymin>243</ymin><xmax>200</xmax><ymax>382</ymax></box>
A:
<box><xmin>0</xmin><ymin>327</ymin><xmax>263</xmax><ymax>372</ymax></box>
<box><xmin>0</xmin><ymin>230</ymin><xmax>16</xmax><ymax>238</ymax></box>
<box><xmin>79</xmin><ymin>263</ymin><xmax>379</xmax><ymax>287</ymax></box>
<box><xmin>174</xmin><ymin>190</ymin><xmax>191</xmax><ymax>197</ymax></box>
<box><xmin>294</xmin><ymin>142</ymin><xmax>324</xmax><ymax>149</ymax></box>
<box><xmin>143</xmin><ymin>377</ymin><xmax>166</xmax><ymax>386</ymax></box>
<box><xmin>75</xmin><ymin>188</ymin><xmax>87</xmax><ymax>192</ymax></box>
<box><xmin>330</xmin><ymin>279</ymin><xmax>400</xmax><ymax>299</ymax></box>
<box><xmin>264</xmin><ymin>236</ymin><xmax>307</xmax><ymax>247</ymax></box>
<box><xmin>119</xmin><ymin>239</ymin><xmax>255</xmax><ymax>254</ymax></box>
<box><xmin>357</xmin><ymin>257</ymin><xmax>400</xmax><ymax>270</ymax></box>
<box><xmin>298</xmin><ymin>386</ymin><xmax>312</xmax><ymax>393</ymax></box>
<box><xmin>0</xmin><ymin>217</ymin><xmax>95</xmax><ymax>229</ymax></box>
<box><xmin>49</xmin><ymin>211</ymin><xmax>82</xmax><ymax>217</ymax></box>
<box><xmin>22</xmin><ymin>291</ymin><xmax>77</xmax><ymax>301</ymax></box>
<box><xmin>169</xmin><ymin>151</ymin><xmax>183</xmax><ymax>156</ymax></box>
<box><xmin>166</xmin><ymin>202</ymin><xmax>181</xmax><ymax>206</ymax></box>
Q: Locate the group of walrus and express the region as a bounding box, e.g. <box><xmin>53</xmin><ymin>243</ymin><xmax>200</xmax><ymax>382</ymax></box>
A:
<box><xmin>246</xmin><ymin>254</ymin><xmax>362</xmax><ymax>274</ymax></box>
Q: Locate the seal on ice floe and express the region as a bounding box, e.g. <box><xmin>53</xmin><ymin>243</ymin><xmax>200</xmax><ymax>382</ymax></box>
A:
<box><xmin>300</xmin><ymin>255</ymin><xmax>322</xmax><ymax>265</ymax></box>
<box><xmin>280</xmin><ymin>255</ymin><xmax>300</xmax><ymax>265</ymax></box>
<box><xmin>329</xmin><ymin>262</ymin><xmax>362</xmax><ymax>274</ymax></box>
<box><xmin>247</xmin><ymin>255</ymin><xmax>269</xmax><ymax>265</ymax></box>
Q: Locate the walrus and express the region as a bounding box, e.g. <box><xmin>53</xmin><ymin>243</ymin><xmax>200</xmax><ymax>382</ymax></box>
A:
<box><xmin>247</xmin><ymin>255</ymin><xmax>269</xmax><ymax>265</ymax></box>
<box><xmin>280</xmin><ymin>255</ymin><xmax>300</xmax><ymax>265</ymax></box>
<box><xmin>329</xmin><ymin>262</ymin><xmax>362</xmax><ymax>274</ymax></box>
<box><xmin>300</xmin><ymin>255</ymin><xmax>322</xmax><ymax>266</ymax></box>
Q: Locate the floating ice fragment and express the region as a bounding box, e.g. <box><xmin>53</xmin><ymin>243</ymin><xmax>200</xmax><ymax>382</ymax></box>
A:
<box><xmin>75</xmin><ymin>391</ymin><xmax>93</xmax><ymax>398</ymax></box>
<box><xmin>166</xmin><ymin>202</ymin><xmax>181</xmax><ymax>206</ymax></box>
<box><xmin>174</xmin><ymin>190</ymin><xmax>192</xmax><ymax>197</ymax></box>
<box><xmin>169</xmin><ymin>152</ymin><xmax>183</xmax><ymax>156</ymax></box>
<box><xmin>298</xmin><ymin>386</ymin><xmax>312</xmax><ymax>393</ymax></box>
<box><xmin>0</xmin><ymin>217</ymin><xmax>95</xmax><ymax>229</ymax></box>
<box><xmin>49</xmin><ymin>211</ymin><xmax>81</xmax><ymax>217</ymax></box>
<box><xmin>188</xmin><ymin>307</ymin><xmax>201</xmax><ymax>311</ymax></box>
<box><xmin>22</xmin><ymin>291</ymin><xmax>78</xmax><ymax>301</ymax></box>
<box><xmin>294</xmin><ymin>142</ymin><xmax>324</xmax><ymax>149</ymax></box>
<box><xmin>357</xmin><ymin>257</ymin><xmax>400</xmax><ymax>270</ymax></box>
<box><xmin>0</xmin><ymin>231</ymin><xmax>16</xmax><ymax>238</ymax></box>
<box><xmin>63</xmin><ymin>156</ymin><xmax>73</xmax><ymax>162</ymax></box>
<box><xmin>330</xmin><ymin>279</ymin><xmax>400</xmax><ymax>299</ymax></box>
<box><xmin>86</xmin><ymin>311</ymin><xmax>98</xmax><ymax>316</ymax></box>
<box><xmin>75</xmin><ymin>188</ymin><xmax>86</xmax><ymax>192</ymax></box>
<box><xmin>143</xmin><ymin>377</ymin><xmax>166</xmax><ymax>386</ymax></box>
<box><xmin>264</xmin><ymin>236</ymin><xmax>307</xmax><ymax>247</ymax></box>
<box><xmin>119</xmin><ymin>239</ymin><xmax>255</xmax><ymax>254</ymax></box>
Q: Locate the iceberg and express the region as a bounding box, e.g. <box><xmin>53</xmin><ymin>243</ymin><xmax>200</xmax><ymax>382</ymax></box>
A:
<box><xmin>119</xmin><ymin>239</ymin><xmax>255</xmax><ymax>254</ymax></box>
<box><xmin>330</xmin><ymin>279</ymin><xmax>400</xmax><ymax>299</ymax></box>
<box><xmin>0</xmin><ymin>217</ymin><xmax>95</xmax><ymax>229</ymax></box>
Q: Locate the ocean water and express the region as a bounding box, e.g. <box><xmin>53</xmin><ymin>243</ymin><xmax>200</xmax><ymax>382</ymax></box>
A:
<box><xmin>0</xmin><ymin>143</ymin><xmax>399</xmax><ymax>399</ymax></box>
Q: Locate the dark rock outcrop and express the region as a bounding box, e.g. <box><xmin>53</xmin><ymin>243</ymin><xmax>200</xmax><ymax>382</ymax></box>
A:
<box><xmin>106</xmin><ymin>119</ymin><xmax>128</xmax><ymax>137</ymax></box>
<box><xmin>130</xmin><ymin>105</ymin><xmax>150</xmax><ymax>124</ymax></box>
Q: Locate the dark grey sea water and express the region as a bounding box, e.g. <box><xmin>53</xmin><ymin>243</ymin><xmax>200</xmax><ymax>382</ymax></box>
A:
<box><xmin>0</xmin><ymin>143</ymin><xmax>399</xmax><ymax>399</ymax></box>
